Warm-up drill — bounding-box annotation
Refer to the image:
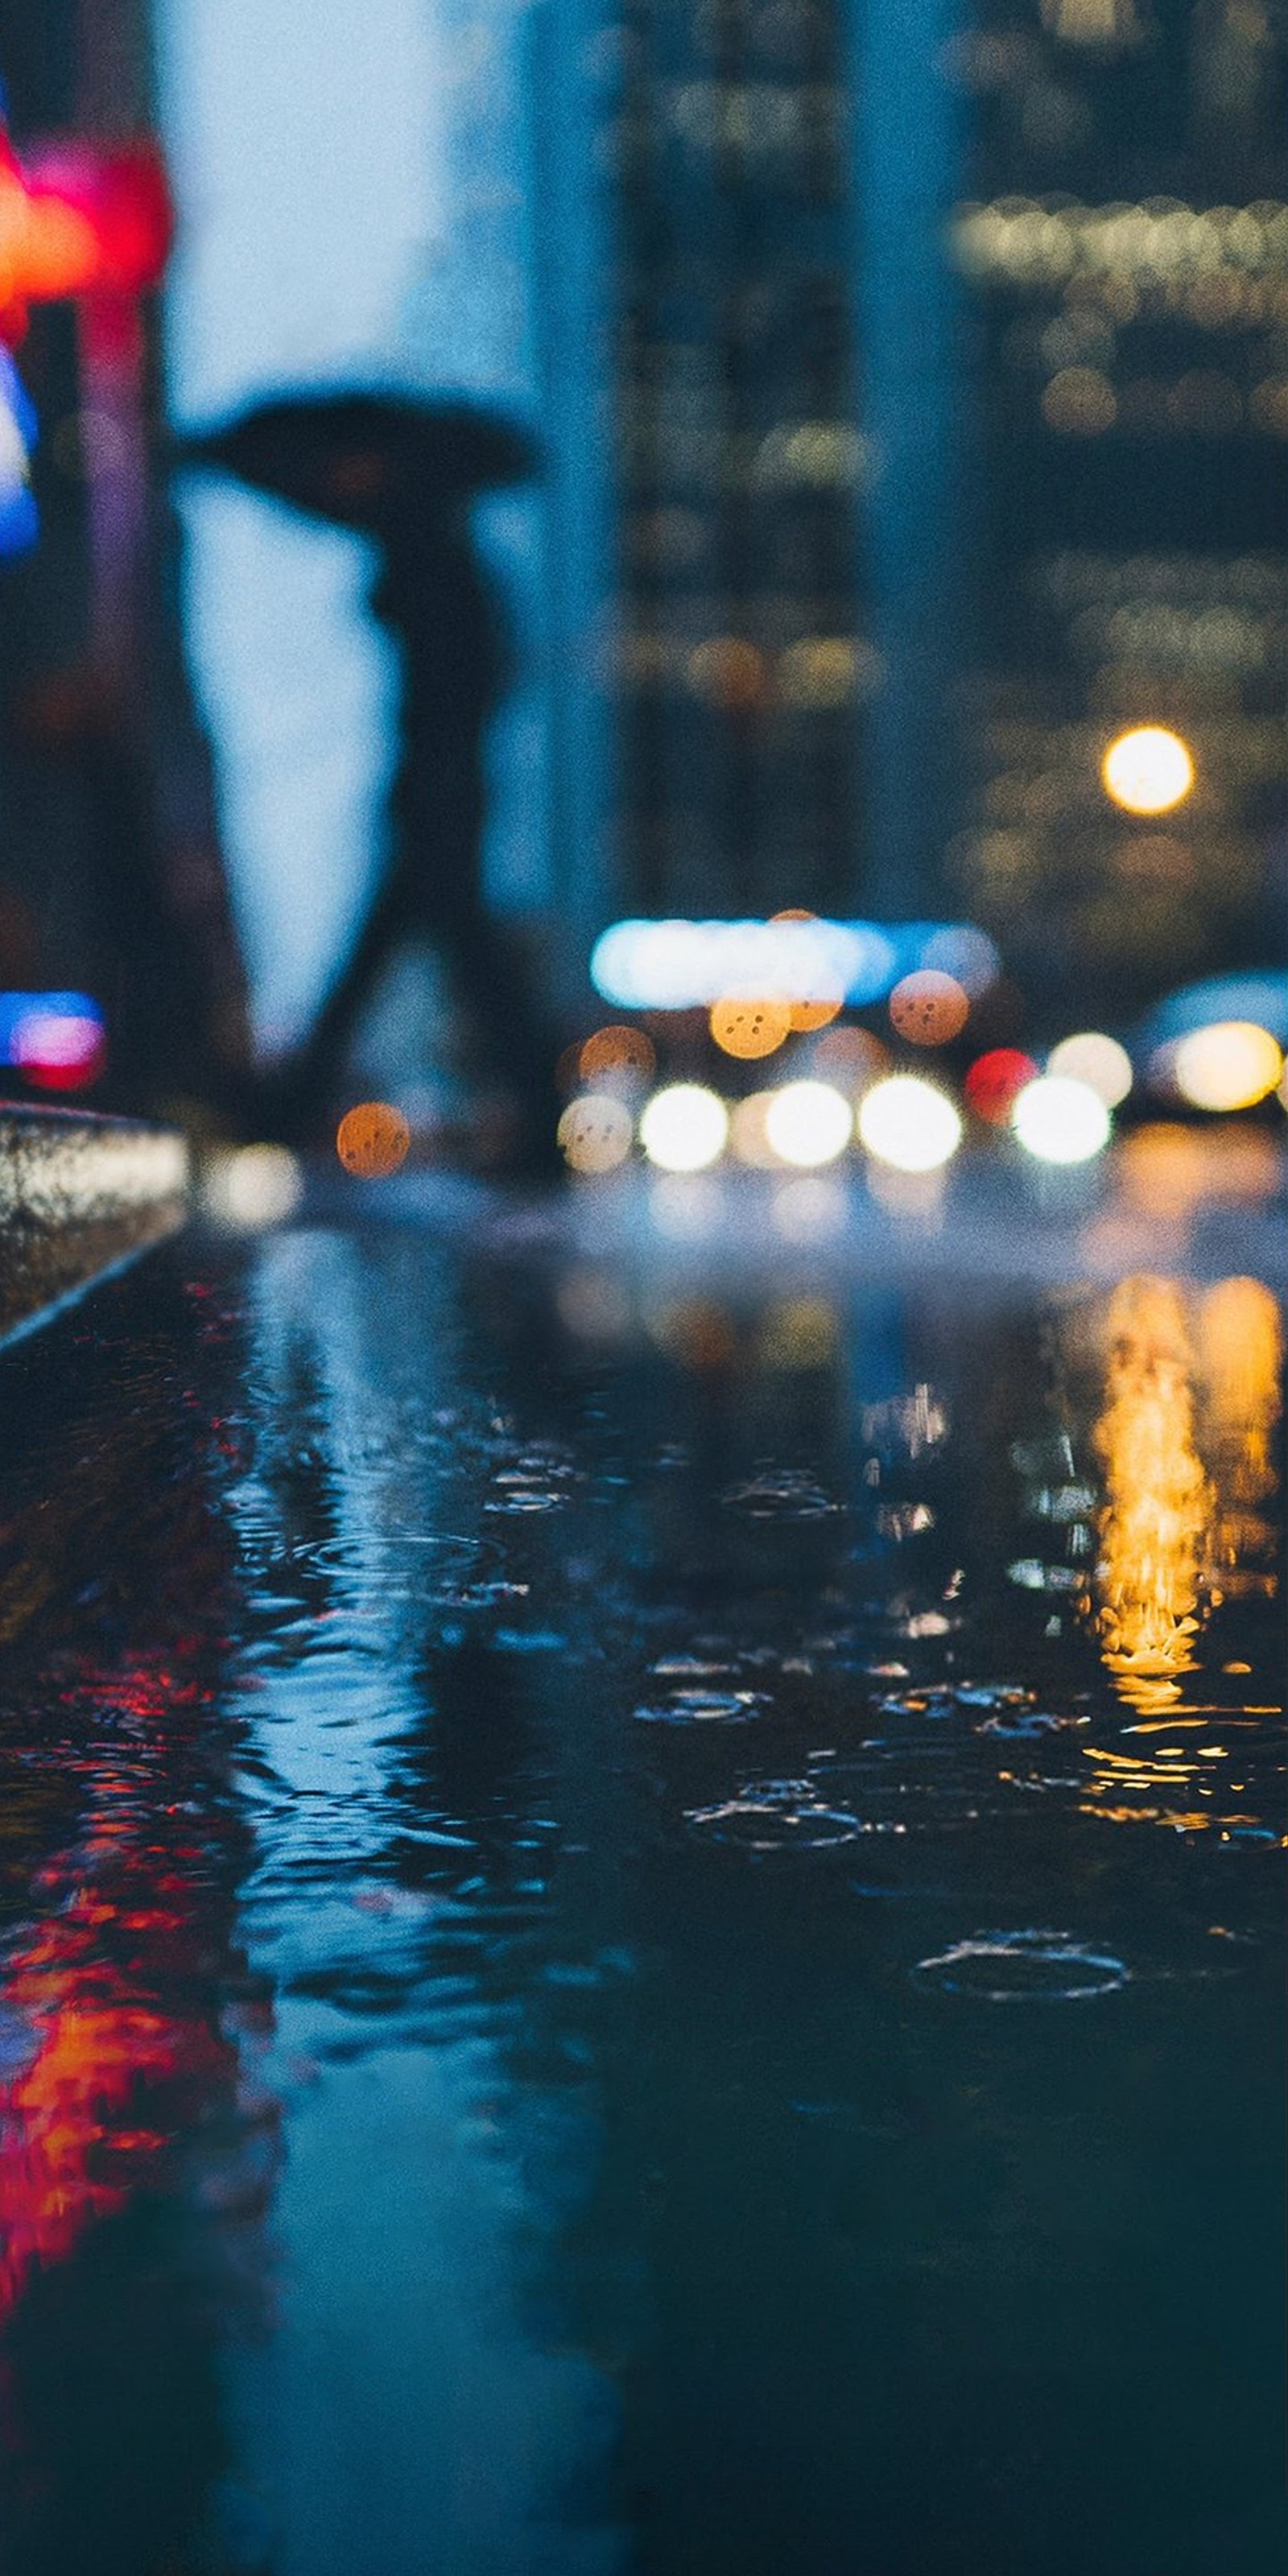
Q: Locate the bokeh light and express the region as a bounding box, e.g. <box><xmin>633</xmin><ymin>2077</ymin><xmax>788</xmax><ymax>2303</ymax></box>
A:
<box><xmin>770</xmin><ymin>1177</ymin><xmax>847</xmax><ymax>1240</ymax></box>
<box><xmin>556</xmin><ymin>1092</ymin><xmax>634</xmax><ymax>1174</ymax></box>
<box><xmin>555</xmin><ymin>1268</ymin><xmax>633</xmax><ymax>1344</ymax></box>
<box><xmin>888</xmin><ymin>969</ymin><xmax>970</xmax><ymax>1047</ymax></box>
<box><xmin>857</xmin><ymin>1075</ymin><xmax>962</xmax><ymax>1172</ymax></box>
<box><xmin>919</xmin><ymin>925</ymin><xmax>1001</xmax><ymax>997</ymax></box>
<box><xmin>964</xmin><ymin>1047</ymin><xmax>1037</xmax><ymax>1124</ymax></box>
<box><xmin>768</xmin><ymin>910</ymin><xmax>844</xmax><ymax>1030</ymax></box>
<box><xmin>0</xmin><ymin>351</ymin><xmax>39</xmax><ymax>556</ymax></box>
<box><xmin>6</xmin><ymin>996</ymin><xmax>106</xmax><ymax>1089</ymax></box>
<box><xmin>1042</xmin><ymin>366</ymin><xmax>1117</xmax><ymax>436</ymax></box>
<box><xmin>1011</xmin><ymin>1075</ymin><xmax>1111</xmax><ymax>1164</ymax></box>
<box><xmin>1047</xmin><ymin>1030</ymin><xmax>1133</xmax><ymax>1108</ymax></box>
<box><xmin>578</xmin><ymin>1024</ymin><xmax>656</xmax><ymax>1088</ymax></box>
<box><xmin>639</xmin><ymin>1083</ymin><xmax>729</xmax><ymax>1172</ymax></box>
<box><xmin>648</xmin><ymin>1174</ymin><xmax>725</xmax><ymax>1236</ymax></box>
<box><xmin>728</xmin><ymin>1091</ymin><xmax>781</xmax><ymax>1168</ymax></box>
<box><xmin>757</xmin><ymin>1296</ymin><xmax>839</xmax><ymax>1366</ymax></box>
<box><xmin>1172</xmin><ymin>1021</ymin><xmax>1282</xmax><ymax>1112</ymax></box>
<box><xmin>1118</xmin><ymin>1123</ymin><xmax>1280</xmax><ymax>1217</ymax></box>
<box><xmin>686</xmin><ymin>638</ymin><xmax>766</xmax><ymax>710</ymax></box>
<box><xmin>203</xmin><ymin>1142</ymin><xmax>303</xmax><ymax>1229</ymax></box>
<box><xmin>1101</xmin><ymin>726</ymin><xmax>1195</xmax><ymax>815</ymax></box>
<box><xmin>764</xmin><ymin>1080</ymin><xmax>852</xmax><ymax>1168</ymax></box>
<box><xmin>708</xmin><ymin>996</ymin><xmax>792</xmax><ymax>1059</ymax></box>
<box><xmin>336</xmin><ymin>1100</ymin><xmax>411</xmax><ymax>1178</ymax></box>
<box><xmin>809</xmin><ymin>1025</ymin><xmax>889</xmax><ymax>1092</ymax></box>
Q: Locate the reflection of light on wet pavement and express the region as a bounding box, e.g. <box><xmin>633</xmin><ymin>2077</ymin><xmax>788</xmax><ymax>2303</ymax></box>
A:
<box><xmin>1199</xmin><ymin>1278</ymin><xmax>1282</xmax><ymax>1600</ymax></box>
<box><xmin>1089</xmin><ymin>1276</ymin><xmax>1212</xmax><ymax>1714</ymax></box>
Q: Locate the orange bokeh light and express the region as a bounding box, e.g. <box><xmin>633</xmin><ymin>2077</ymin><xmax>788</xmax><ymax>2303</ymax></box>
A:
<box><xmin>578</xmin><ymin>1023</ymin><xmax>656</xmax><ymax>1086</ymax></box>
<box><xmin>336</xmin><ymin>1100</ymin><xmax>411</xmax><ymax>1178</ymax></box>
<box><xmin>889</xmin><ymin>969</ymin><xmax>969</xmax><ymax>1047</ymax></box>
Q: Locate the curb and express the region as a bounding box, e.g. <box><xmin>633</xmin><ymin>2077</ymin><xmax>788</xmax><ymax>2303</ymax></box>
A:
<box><xmin>0</xmin><ymin>1105</ymin><xmax>189</xmax><ymax>1350</ymax></box>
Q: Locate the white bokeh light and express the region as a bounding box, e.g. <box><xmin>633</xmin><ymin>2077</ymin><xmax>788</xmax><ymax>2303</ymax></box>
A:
<box><xmin>639</xmin><ymin>1084</ymin><xmax>729</xmax><ymax>1172</ymax></box>
<box><xmin>764</xmin><ymin>1080</ymin><xmax>852</xmax><ymax>1167</ymax></box>
<box><xmin>857</xmin><ymin>1075</ymin><xmax>961</xmax><ymax>1173</ymax></box>
<box><xmin>202</xmin><ymin>1142</ymin><xmax>304</xmax><ymax>1228</ymax></box>
<box><xmin>1011</xmin><ymin>1075</ymin><xmax>1111</xmax><ymax>1164</ymax></box>
<box><xmin>1047</xmin><ymin>1030</ymin><xmax>1133</xmax><ymax>1108</ymax></box>
<box><xmin>1101</xmin><ymin>725</ymin><xmax>1194</xmax><ymax>816</ymax></box>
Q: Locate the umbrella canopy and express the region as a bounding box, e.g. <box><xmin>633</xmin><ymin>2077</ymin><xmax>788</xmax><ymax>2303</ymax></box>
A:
<box><xmin>170</xmin><ymin>391</ymin><xmax>537</xmax><ymax>532</ymax></box>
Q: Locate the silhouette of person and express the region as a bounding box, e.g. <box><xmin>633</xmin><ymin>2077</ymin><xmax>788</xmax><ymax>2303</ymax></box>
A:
<box><xmin>174</xmin><ymin>394</ymin><xmax>560</xmax><ymax>1168</ymax></box>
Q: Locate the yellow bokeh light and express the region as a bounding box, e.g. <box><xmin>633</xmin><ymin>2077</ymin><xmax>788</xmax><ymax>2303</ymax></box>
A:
<box><xmin>788</xmin><ymin>995</ymin><xmax>844</xmax><ymax>1034</ymax></box>
<box><xmin>1101</xmin><ymin>725</ymin><xmax>1195</xmax><ymax>815</ymax></box>
<box><xmin>766</xmin><ymin>910</ymin><xmax>843</xmax><ymax>1031</ymax></box>
<box><xmin>336</xmin><ymin>1101</ymin><xmax>411</xmax><ymax>1178</ymax></box>
<box><xmin>556</xmin><ymin>1092</ymin><xmax>634</xmax><ymax>1174</ymax></box>
<box><xmin>708</xmin><ymin>997</ymin><xmax>793</xmax><ymax>1059</ymax></box>
<box><xmin>639</xmin><ymin>1084</ymin><xmax>729</xmax><ymax>1172</ymax></box>
<box><xmin>1172</xmin><ymin>1021</ymin><xmax>1282</xmax><ymax>1112</ymax></box>
<box><xmin>1042</xmin><ymin>365</ymin><xmax>1118</xmax><ymax>436</ymax></box>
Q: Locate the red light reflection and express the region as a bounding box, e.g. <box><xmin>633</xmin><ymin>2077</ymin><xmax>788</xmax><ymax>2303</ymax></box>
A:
<box><xmin>0</xmin><ymin>1665</ymin><xmax>261</xmax><ymax>2328</ymax></box>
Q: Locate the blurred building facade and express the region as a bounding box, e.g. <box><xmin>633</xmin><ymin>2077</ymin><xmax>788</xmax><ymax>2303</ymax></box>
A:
<box><xmin>535</xmin><ymin>0</ymin><xmax>1286</xmax><ymax>1018</ymax></box>
<box><xmin>940</xmin><ymin>0</ymin><xmax>1288</xmax><ymax>1022</ymax></box>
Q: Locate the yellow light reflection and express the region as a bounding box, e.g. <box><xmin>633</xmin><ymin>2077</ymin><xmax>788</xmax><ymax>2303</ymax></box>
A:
<box><xmin>1198</xmin><ymin>1278</ymin><xmax>1282</xmax><ymax>1600</ymax></box>
<box><xmin>1090</xmin><ymin>1277</ymin><xmax>1212</xmax><ymax>1713</ymax></box>
<box><xmin>1101</xmin><ymin>725</ymin><xmax>1195</xmax><ymax>815</ymax></box>
<box><xmin>757</xmin><ymin>1298</ymin><xmax>839</xmax><ymax>1370</ymax></box>
<box><xmin>1172</xmin><ymin>1021</ymin><xmax>1282</xmax><ymax>1112</ymax></box>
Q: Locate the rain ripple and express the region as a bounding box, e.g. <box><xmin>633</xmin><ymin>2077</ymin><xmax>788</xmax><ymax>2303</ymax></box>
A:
<box><xmin>686</xmin><ymin>1778</ymin><xmax>864</xmax><ymax>1851</ymax></box>
<box><xmin>720</xmin><ymin>1472</ymin><xmax>840</xmax><ymax>1521</ymax></box>
<box><xmin>634</xmin><ymin>1688</ymin><xmax>772</xmax><ymax>1727</ymax></box>
<box><xmin>912</xmin><ymin>1930</ymin><xmax>1129</xmax><ymax>2002</ymax></box>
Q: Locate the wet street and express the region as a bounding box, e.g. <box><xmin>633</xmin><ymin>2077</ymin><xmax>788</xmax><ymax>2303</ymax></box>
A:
<box><xmin>0</xmin><ymin>1188</ymin><xmax>1283</xmax><ymax>2576</ymax></box>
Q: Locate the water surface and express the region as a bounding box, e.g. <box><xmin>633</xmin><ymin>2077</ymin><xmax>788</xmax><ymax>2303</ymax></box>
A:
<box><xmin>0</xmin><ymin>1211</ymin><xmax>1282</xmax><ymax>2576</ymax></box>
